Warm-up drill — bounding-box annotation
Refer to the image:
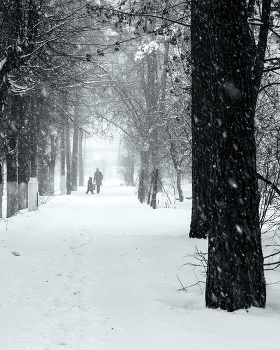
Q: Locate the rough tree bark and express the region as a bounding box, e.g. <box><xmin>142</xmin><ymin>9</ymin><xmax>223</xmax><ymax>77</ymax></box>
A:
<box><xmin>189</xmin><ymin>0</ymin><xmax>213</xmax><ymax>239</ymax></box>
<box><xmin>205</xmin><ymin>0</ymin><xmax>266</xmax><ymax>311</ymax></box>
<box><xmin>0</xmin><ymin>161</ymin><xmax>2</xmax><ymax>217</ymax></box>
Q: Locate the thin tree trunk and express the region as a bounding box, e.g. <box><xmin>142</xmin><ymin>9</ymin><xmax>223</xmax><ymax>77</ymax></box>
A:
<box><xmin>48</xmin><ymin>135</ymin><xmax>56</xmax><ymax>195</ymax></box>
<box><xmin>30</xmin><ymin>111</ymin><xmax>38</xmax><ymax>178</ymax></box>
<box><xmin>169</xmin><ymin>140</ymin><xmax>184</xmax><ymax>202</ymax></box>
<box><xmin>78</xmin><ymin>130</ymin><xmax>84</xmax><ymax>186</ymax></box>
<box><xmin>27</xmin><ymin>97</ymin><xmax>39</xmax><ymax>212</ymax></box>
<box><xmin>1</xmin><ymin>158</ymin><xmax>7</xmax><ymax>219</ymax></box>
<box><xmin>176</xmin><ymin>168</ymin><xmax>184</xmax><ymax>202</ymax></box>
<box><xmin>6</xmin><ymin>134</ymin><xmax>18</xmax><ymax>218</ymax></box>
<box><xmin>38</xmin><ymin>138</ymin><xmax>48</xmax><ymax>196</ymax></box>
<box><xmin>138</xmin><ymin>169</ymin><xmax>146</xmax><ymax>203</ymax></box>
<box><xmin>18</xmin><ymin>135</ymin><xmax>30</xmax><ymax>210</ymax></box>
<box><xmin>138</xmin><ymin>150</ymin><xmax>150</xmax><ymax>203</ymax></box>
<box><xmin>60</xmin><ymin>113</ymin><xmax>67</xmax><ymax>195</ymax></box>
<box><xmin>71</xmin><ymin>120</ymin><xmax>79</xmax><ymax>191</ymax></box>
<box><xmin>66</xmin><ymin>114</ymin><xmax>71</xmax><ymax>195</ymax></box>
<box><xmin>150</xmin><ymin>168</ymin><xmax>158</xmax><ymax>209</ymax></box>
<box><xmin>129</xmin><ymin>157</ymin><xmax>135</xmax><ymax>186</ymax></box>
<box><xmin>61</xmin><ymin>121</ymin><xmax>66</xmax><ymax>177</ymax></box>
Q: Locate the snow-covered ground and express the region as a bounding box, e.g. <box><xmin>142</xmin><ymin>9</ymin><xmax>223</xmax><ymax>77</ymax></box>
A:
<box><xmin>0</xmin><ymin>180</ymin><xmax>280</xmax><ymax>350</ymax></box>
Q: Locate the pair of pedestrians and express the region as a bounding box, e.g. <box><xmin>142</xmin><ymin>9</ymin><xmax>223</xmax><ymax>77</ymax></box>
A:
<box><xmin>86</xmin><ymin>168</ymin><xmax>103</xmax><ymax>194</ymax></box>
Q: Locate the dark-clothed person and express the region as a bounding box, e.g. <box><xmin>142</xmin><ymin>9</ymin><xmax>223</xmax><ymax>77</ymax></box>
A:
<box><xmin>86</xmin><ymin>177</ymin><xmax>94</xmax><ymax>194</ymax></box>
<box><xmin>94</xmin><ymin>168</ymin><xmax>103</xmax><ymax>194</ymax></box>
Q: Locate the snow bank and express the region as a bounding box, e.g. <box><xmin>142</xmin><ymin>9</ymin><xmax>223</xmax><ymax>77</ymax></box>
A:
<box><xmin>0</xmin><ymin>182</ymin><xmax>279</xmax><ymax>349</ymax></box>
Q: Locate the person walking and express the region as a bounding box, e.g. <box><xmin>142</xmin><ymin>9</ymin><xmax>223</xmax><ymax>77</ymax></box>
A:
<box><xmin>93</xmin><ymin>168</ymin><xmax>103</xmax><ymax>194</ymax></box>
<box><xmin>86</xmin><ymin>177</ymin><xmax>94</xmax><ymax>194</ymax></box>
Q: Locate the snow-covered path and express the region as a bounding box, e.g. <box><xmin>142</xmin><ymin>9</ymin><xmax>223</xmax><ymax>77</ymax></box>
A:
<box><xmin>1</xmin><ymin>181</ymin><xmax>280</xmax><ymax>350</ymax></box>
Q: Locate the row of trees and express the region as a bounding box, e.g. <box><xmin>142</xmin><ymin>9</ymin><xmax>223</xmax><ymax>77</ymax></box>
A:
<box><xmin>0</xmin><ymin>0</ymin><xmax>119</xmax><ymax>216</ymax></box>
<box><xmin>2</xmin><ymin>0</ymin><xmax>280</xmax><ymax>312</ymax></box>
<box><xmin>0</xmin><ymin>1</ymin><xmax>192</xmax><ymax>216</ymax></box>
<box><xmin>89</xmin><ymin>1</ymin><xmax>192</xmax><ymax>204</ymax></box>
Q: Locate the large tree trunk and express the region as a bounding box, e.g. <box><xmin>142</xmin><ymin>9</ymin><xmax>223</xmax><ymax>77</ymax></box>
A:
<box><xmin>205</xmin><ymin>0</ymin><xmax>266</xmax><ymax>311</ymax></box>
<box><xmin>0</xmin><ymin>161</ymin><xmax>2</xmax><ymax>217</ymax></box>
<box><xmin>189</xmin><ymin>0</ymin><xmax>212</xmax><ymax>239</ymax></box>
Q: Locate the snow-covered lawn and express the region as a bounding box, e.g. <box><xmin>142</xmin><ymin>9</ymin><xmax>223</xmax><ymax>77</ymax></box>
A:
<box><xmin>0</xmin><ymin>180</ymin><xmax>280</xmax><ymax>349</ymax></box>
